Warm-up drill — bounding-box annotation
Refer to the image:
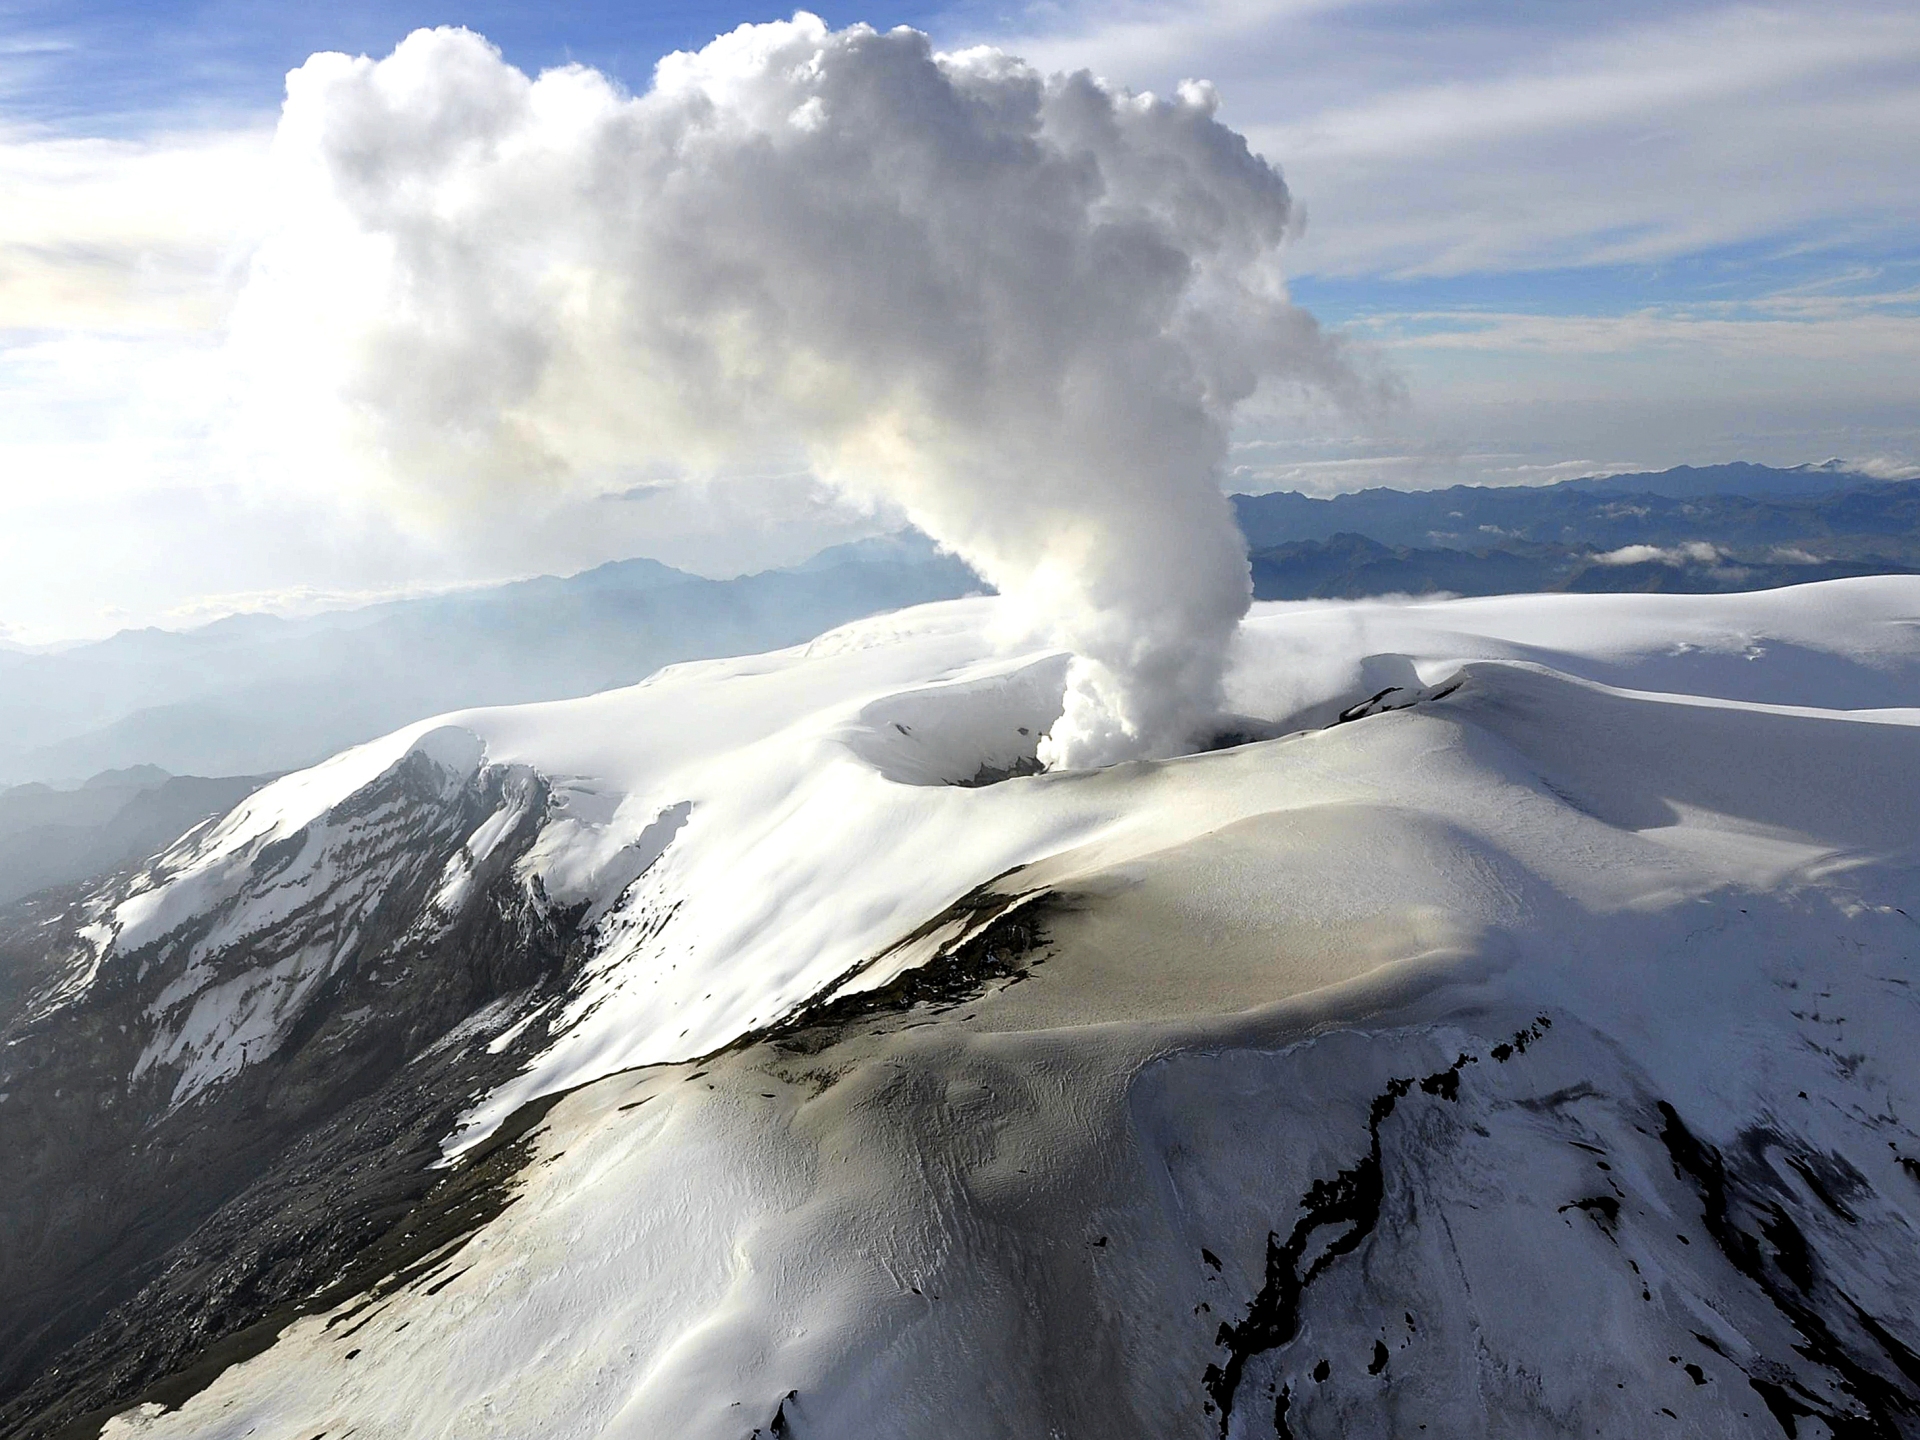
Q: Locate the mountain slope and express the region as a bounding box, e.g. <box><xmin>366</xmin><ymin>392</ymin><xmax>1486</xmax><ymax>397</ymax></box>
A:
<box><xmin>0</xmin><ymin>538</ymin><xmax>981</xmax><ymax>786</ymax></box>
<box><xmin>0</xmin><ymin>770</ymin><xmax>269</xmax><ymax>909</ymax></box>
<box><xmin>5</xmin><ymin>582</ymin><xmax>1920</xmax><ymax>1437</ymax></box>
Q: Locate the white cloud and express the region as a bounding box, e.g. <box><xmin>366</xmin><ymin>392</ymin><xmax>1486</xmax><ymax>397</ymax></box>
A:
<box><xmin>221</xmin><ymin>19</ymin><xmax>1367</xmax><ymax>764</ymax></box>
<box><xmin>930</xmin><ymin>0</ymin><xmax>1920</xmax><ymax>492</ymax></box>
<box><xmin>0</xmin><ymin>3</ymin><xmax>1915</xmax><ymax>643</ymax></box>
<box><xmin>0</xmin><ymin>125</ymin><xmax>269</xmax><ymax>331</ymax></box>
<box><xmin>984</xmin><ymin>1</ymin><xmax>1920</xmax><ymax>278</ymax></box>
<box><xmin>1843</xmin><ymin>456</ymin><xmax>1920</xmax><ymax>481</ymax></box>
<box><xmin>1213</xmin><ymin>283</ymin><xmax>1920</xmax><ymax>493</ymax></box>
<box><xmin>1369</xmin><ymin>307</ymin><xmax>1920</xmax><ymax>366</ymax></box>
<box><xmin>1595</xmin><ymin>541</ymin><xmax>1722</xmax><ymax>566</ymax></box>
<box><xmin>1224</xmin><ymin>443</ymin><xmax>1647</xmax><ymax>496</ymax></box>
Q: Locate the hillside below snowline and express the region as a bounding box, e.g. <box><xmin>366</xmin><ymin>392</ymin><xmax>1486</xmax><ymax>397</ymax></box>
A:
<box><xmin>4</xmin><ymin>579</ymin><xmax>1920</xmax><ymax>1438</ymax></box>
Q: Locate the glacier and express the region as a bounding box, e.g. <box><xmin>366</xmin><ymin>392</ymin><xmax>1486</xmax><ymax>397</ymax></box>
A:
<box><xmin>5</xmin><ymin>579</ymin><xmax>1920</xmax><ymax>1438</ymax></box>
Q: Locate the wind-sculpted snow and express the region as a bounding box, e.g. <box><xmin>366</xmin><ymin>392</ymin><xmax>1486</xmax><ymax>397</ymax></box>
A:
<box><xmin>92</xmin><ymin>879</ymin><xmax>1920</xmax><ymax>1440</ymax></box>
<box><xmin>446</xmin><ymin>581</ymin><xmax>1920</xmax><ymax>1153</ymax></box>
<box><xmin>11</xmin><ymin>578</ymin><xmax>1920</xmax><ymax>1437</ymax></box>
<box><xmin>42</xmin><ymin>582</ymin><xmax>1920</xmax><ymax>1133</ymax></box>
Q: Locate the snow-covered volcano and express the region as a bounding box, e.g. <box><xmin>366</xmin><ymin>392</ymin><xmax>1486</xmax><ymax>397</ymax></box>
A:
<box><xmin>7</xmin><ymin>580</ymin><xmax>1920</xmax><ymax>1438</ymax></box>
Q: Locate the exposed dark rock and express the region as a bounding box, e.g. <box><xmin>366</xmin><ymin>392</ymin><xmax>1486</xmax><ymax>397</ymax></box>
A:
<box><xmin>955</xmin><ymin>756</ymin><xmax>1044</xmax><ymax>788</ymax></box>
<box><xmin>0</xmin><ymin>755</ymin><xmax>592</xmax><ymax>1437</ymax></box>
<box><xmin>759</xmin><ymin>880</ymin><xmax>1052</xmax><ymax>1058</ymax></box>
<box><xmin>1657</xmin><ymin>1104</ymin><xmax>1920</xmax><ymax>1437</ymax></box>
<box><xmin>1202</xmin><ymin>1045</ymin><xmax>1485</xmax><ymax>1433</ymax></box>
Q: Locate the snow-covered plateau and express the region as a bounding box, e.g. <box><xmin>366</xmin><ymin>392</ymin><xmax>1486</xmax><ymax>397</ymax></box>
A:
<box><xmin>6</xmin><ymin>580</ymin><xmax>1920</xmax><ymax>1438</ymax></box>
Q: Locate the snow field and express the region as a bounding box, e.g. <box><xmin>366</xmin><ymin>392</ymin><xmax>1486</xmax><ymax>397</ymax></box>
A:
<box><xmin>83</xmin><ymin>578</ymin><xmax>1920</xmax><ymax>1437</ymax></box>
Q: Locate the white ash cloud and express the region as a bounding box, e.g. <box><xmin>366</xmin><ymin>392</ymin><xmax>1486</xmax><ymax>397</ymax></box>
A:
<box><xmin>231</xmin><ymin>14</ymin><xmax>1370</xmax><ymax>767</ymax></box>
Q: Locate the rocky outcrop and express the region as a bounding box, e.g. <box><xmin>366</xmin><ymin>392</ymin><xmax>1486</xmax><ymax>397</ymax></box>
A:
<box><xmin>0</xmin><ymin>747</ymin><xmax>585</xmax><ymax>1436</ymax></box>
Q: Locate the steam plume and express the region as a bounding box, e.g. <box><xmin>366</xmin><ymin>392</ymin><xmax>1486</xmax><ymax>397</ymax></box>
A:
<box><xmin>233</xmin><ymin>15</ymin><xmax>1362</xmax><ymax>767</ymax></box>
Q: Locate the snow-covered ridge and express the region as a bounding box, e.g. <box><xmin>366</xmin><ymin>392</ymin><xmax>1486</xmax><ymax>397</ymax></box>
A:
<box><xmin>27</xmin><ymin>577</ymin><xmax>1920</xmax><ymax>1440</ymax></box>
<box><xmin>47</xmin><ymin>582</ymin><xmax>1920</xmax><ymax>1141</ymax></box>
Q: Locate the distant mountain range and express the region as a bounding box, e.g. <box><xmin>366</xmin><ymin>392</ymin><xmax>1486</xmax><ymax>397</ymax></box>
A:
<box><xmin>0</xmin><ymin>535</ymin><xmax>982</xmax><ymax>787</ymax></box>
<box><xmin>2</xmin><ymin>462</ymin><xmax>1914</xmax><ymax>793</ymax></box>
<box><xmin>1233</xmin><ymin>462</ymin><xmax>1920</xmax><ymax>600</ymax></box>
<box><xmin>1245</xmin><ymin>533</ymin><xmax>1915</xmax><ymax>602</ymax></box>
<box><xmin>1232</xmin><ymin>461</ymin><xmax>1913</xmax><ymax>550</ymax></box>
<box><xmin>0</xmin><ymin>767</ymin><xmax>266</xmax><ymax>917</ymax></box>
<box><xmin>1562</xmin><ymin>459</ymin><xmax>1902</xmax><ymax>499</ymax></box>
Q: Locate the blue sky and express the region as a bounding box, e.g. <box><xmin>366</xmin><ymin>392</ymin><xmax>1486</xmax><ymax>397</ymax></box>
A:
<box><xmin>2</xmin><ymin>0</ymin><xmax>1917</xmax><ymax>640</ymax></box>
<box><xmin>1</xmin><ymin>0</ymin><xmax>968</xmax><ymax>125</ymax></box>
